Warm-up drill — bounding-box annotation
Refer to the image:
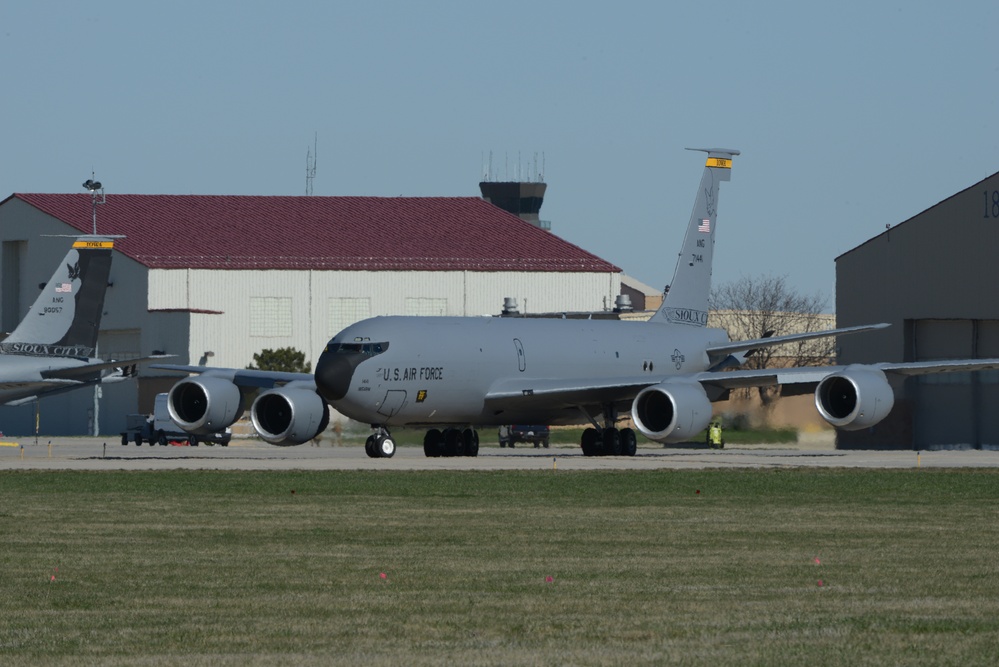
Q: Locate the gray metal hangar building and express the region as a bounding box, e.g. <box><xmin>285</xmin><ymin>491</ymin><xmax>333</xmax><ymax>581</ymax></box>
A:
<box><xmin>835</xmin><ymin>168</ymin><xmax>999</xmax><ymax>449</ymax></box>
<box><xmin>0</xmin><ymin>193</ymin><xmax>620</xmax><ymax>436</ymax></box>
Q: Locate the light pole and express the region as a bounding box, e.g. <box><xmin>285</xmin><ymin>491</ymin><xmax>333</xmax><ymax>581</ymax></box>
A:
<box><xmin>82</xmin><ymin>175</ymin><xmax>105</xmax><ymax>435</ymax></box>
<box><xmin>82</xmin><ymin>176</ymin><xmax>105</xmax><ymax>235</ymax></box>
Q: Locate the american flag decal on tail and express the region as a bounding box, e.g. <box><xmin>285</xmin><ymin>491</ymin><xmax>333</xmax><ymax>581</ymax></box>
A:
<box><xmin>698</xmin><ymin>218</ymin><xmax>711</xmax><ymax>233</ymax></box>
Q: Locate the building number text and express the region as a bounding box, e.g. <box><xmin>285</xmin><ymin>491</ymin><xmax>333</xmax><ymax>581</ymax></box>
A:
<box><xmin>986</xmin><ymin>190</ymin><xmax>999</xmax><ymax>218</ymax></box>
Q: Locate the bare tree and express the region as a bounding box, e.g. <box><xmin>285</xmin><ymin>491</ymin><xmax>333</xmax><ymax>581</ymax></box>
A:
<box><xmin>709</xmin><ymin>274</ymin><xmax>834</xmax><ymax>410</ymax></box>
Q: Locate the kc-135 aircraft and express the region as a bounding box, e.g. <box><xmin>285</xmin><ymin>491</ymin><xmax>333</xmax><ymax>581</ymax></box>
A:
<box><xmin>155</xmin><ymin>149</ymin><xmax>999</xmax><ymax>457</ymax></box>
<box><xmin>0</xmin><ymin>236</ymin><xmax>169</xmax><ymax>405</ymax></box>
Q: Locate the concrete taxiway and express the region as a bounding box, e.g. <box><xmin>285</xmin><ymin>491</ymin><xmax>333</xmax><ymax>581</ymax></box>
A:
<box><xmin>3</xmin><ymin>437</ymin><xmax>999</xmax><ymax>471</ymax></box>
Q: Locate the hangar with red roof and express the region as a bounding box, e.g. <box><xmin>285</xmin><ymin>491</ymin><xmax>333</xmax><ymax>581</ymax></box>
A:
<box><xmin>0</xmin><ymin>193</ymin><xmax>620</xmax><ymax>435</ymax></box>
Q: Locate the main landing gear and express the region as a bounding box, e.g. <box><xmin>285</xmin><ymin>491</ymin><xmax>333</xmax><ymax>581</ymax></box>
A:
<box><xmin>423</xmin><ymin>428</ymin><xmax>479</xmax><ymax>458</ymax></box>
<box><xmin>364</xmin><ymin>428</ymin><xmax>396</xmax><ymax>458</ymax></box>
<box><xmin>578</xmin><ymin>405</ymin><xmax>638</xmax><ymax>457</ymax></box>
<box><xmin>580</xmin><ymin>427</ymin><xmax>637</xmax><ymax>457</ymax></box>
<box><xmin>363</xmin><ymin>427</ymin><xmax>482</xmax><ymax>458</ymax></box>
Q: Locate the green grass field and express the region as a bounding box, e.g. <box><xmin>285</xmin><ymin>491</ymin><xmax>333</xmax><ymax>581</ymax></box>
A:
<box><xmin>2</xmin><ymin>469</ymin><xmax>999</xmax><ymax>665</ymax></box>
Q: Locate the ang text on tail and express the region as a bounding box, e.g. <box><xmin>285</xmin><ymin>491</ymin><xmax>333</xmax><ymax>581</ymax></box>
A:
<box><xmin>1</xmin><ymin>237</ymin><xmax>114</xmax><ymax>358</ymax></box>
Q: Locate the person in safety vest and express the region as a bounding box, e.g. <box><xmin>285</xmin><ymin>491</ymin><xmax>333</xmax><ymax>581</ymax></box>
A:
<box><xmin>707</xmin><ymin>422</ymin><xmax>724</xmax><ymax>449</ymax></box>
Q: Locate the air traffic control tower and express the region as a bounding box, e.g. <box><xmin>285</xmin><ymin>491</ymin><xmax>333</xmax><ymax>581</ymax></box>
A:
<box><xmin>478</xmin><ymin>181</ymin><xmax>549</xmax><ymax>230</ymax></box>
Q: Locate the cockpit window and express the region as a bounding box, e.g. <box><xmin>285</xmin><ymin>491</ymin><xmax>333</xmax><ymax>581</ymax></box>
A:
<box><xmin>327</xmin><ymin>341</ymin><xmax>388</xmax><ymax>357</ymax></box>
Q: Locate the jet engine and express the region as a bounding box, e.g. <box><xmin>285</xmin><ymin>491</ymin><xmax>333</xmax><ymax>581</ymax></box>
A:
<box><xmin>631</xmin><ymin>380</ymin><xmax>712</xmax><ymax>444</ymax></box>
<box><xmin>167</xmin><ymin>375</ymin><xmax>245</xmax><ymax>434</ymax></box>
<box><xmin>250</xmin><ymin>382</ymin><xmax>330</xmax><ymax>446</ymax></box>
<box><xmin>815</xmin><ymin>366</ymin><xmax>895</xmax><ymax>430</ymax></box>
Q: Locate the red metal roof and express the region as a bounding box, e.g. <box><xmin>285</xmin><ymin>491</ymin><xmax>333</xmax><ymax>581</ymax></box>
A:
<box><xmin>7</xmin><ymin>194</ymin><xmax>619</xmax><ymax>273</ymax></box>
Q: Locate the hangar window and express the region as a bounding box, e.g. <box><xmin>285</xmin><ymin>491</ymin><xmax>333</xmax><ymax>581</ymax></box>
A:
<box><xmin>405</xmin><ymin>297</ymin><xmax>448</xmax><ymax>316</ymax></box>
<box><xmin>249</xmin><ymin>297</ymin><xmax>293</xmax><ymax>337</ymax></box>
<box><xmin>329</xmin><ymin>297</ymin><xmax>371</xmax><ymax>336</ymax></box>
<box><xmin>98</xmin><ymin>329</ymin><xmax>142</xmax><ymax>360</ymax></box>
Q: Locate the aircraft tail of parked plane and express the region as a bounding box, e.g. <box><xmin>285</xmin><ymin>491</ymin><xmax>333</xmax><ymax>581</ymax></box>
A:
<box><xmin>3</xmin><ymin>237</ymin><xmax>113</xmax><ymax>358</ymax></box>
<box><xmin>0</xmin><ymin>237</ymin><xmax>171</xmax><ymax>406</ymax></box>
<box><xmin>153</xmin><ymin>148</ymin><xmax>999</xmax><ymax>458</ymax></box>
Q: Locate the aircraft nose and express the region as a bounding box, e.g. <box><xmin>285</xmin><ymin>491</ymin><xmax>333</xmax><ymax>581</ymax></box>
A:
<box><xmin>314</xmin><ymin>347</ymin><xmax>359</xmax><ymax>402</ymax></box>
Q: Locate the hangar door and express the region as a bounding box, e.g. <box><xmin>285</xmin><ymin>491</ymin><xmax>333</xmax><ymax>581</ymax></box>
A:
<box><xmin>910</xmin><ymin>319</ymin><xmax>999</xmax><ymax>449</ymax></box>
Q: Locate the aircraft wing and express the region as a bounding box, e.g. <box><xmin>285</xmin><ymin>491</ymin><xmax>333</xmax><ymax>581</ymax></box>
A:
<box><xmin>484</xmin><ymin>376</ymin><xmax>658</xmax><ymax>412</ymax></box>
<box><xmin>0</xmin><ymin>355</ymin><xmax>177</xmax><ymax>406</ymax></box>
<box><xmin>692</xmin><ymin>359</ymin><xmax>999</xmax><ymax>390</ymax></box>
<box><xmin>42</xmin><ymin>354</ymin><xmax>176</xmax><ymax>381</ymax></box>
<box><xmin>0</xmin><ymin>379</ymin><xmax>82</xmax><ymax>393</ymax></box>
<box><xmin>704</xmin><ymin>323</ymin><xmax>889</xmax><ymax>360</ymax></box>
<box><xmin>150</xmin><ymin>364</ymin><xmax>314</xmax><ymax>389</ymax></box>
<box><xmin>484</xmin><ymin>358</ymin><xmax>999</xmax><ymax>412</ymax></box>
<box><xmin>0</xmin><ymin>379</ymin><xmax>91</xmax><ymax>406</ymax></box>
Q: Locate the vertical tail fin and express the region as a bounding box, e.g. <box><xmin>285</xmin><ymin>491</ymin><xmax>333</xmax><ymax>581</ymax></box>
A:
<box><xmin>1</xmin><ymin>237</ymin><xmax>114</xmax><ymax>358</ymax></box>
<box><xmin>649</xmin><ymin>148</ymin><xmax>738</xmax><ymax>326</ymax></box>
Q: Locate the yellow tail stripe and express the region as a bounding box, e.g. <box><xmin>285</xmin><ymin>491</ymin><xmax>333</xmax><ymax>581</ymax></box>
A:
<box><xmin>705</xmin><ymin>158</ymin><xmax>732</xmax><ymax>169</ymax></box>
<box><xmin>73</xmin><ymin>240</ymin><xmax>114</xmax><ymax>249</ymax></box>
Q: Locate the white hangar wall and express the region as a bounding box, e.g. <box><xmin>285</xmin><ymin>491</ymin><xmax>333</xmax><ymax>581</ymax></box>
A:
<box><xmin>0</xmin><ymin>195</ymin><xmax>622</xmax><ymax>436</ymax></box>
<box><xmin>149</xmin><ymin>268</ymin><xmax>621</xmax><ymax>368</ymax></box>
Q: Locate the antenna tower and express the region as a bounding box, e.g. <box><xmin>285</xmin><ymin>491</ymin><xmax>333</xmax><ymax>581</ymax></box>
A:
<box><xmin>305</xmin><ymin>132</ymin><xmax>317</xmax><ymax>195</ymax></box>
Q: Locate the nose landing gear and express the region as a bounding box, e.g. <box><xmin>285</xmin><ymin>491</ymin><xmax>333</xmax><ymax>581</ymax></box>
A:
<box><xmin>364</xmin><ymin>428</ymin><xmax>396</xmax><ymax>458</ymax></box>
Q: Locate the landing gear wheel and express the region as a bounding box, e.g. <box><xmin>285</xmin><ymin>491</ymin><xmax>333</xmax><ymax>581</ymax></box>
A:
<box><xmin>620</xmin><ymin>428</ymin><xmax>637</xmax><ymax>456</ymax></box>
<box><xmin>462</xmin><ymin>428</ymin><xmax>479</xmax><ymax>457</ymax></box>
<box><xmin>375</xmin><ymin>435</ymin><xmax>396</xmax><ymax>458</ymax></box>
<box><xmin>443</xmin><ymin>428</ymin><xmax>461</xmax><ymax>457</ymax></box>
<box><xmin>365</xmin><ymin>435</ymin><xmax>379</xmax><ymax>458</ymax></box>
<box><xmin>188</xmin><ymin>435</ymin><xmax>199</xmax><ymax>447</ymax></box>
<box><xmin>423</xmin><ymin>429</ymin><xmax>443</xmax><ymax>457</ymax></box>
<box><xmin>581</xmin><ymin>428</ymin><xmax>600</xmax><ymax>457</ymax></box>
<box><xmin>157</xmin><ymin>431</ymin><xmax>167</xmax><ymax>447</ymax></box>
<box><xmin>134</xmin><ymin>434</ymin><xmax>143</xmax><ymax>446</ymax></box>
<box><xmin>603</xmin><ymin>428</ymin><xmax>622</xmax><ymax>456</ymax></box>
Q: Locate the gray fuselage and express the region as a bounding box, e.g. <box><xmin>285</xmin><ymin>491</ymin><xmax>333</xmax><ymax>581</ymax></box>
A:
<box><xmin>315</xmin><ymin>316</ymin><xmax>730</xmax><ymax>427</ymax></box>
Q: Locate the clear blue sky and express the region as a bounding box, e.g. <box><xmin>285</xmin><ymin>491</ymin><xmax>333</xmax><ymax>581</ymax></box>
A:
<box><xmin>3</xmin><ymin>1</ymin><xmax>997</xmax><ymax>308</ymax></box>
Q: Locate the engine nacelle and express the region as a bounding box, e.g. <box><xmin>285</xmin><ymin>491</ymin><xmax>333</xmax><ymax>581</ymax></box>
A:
<box><xmin>631</xmin><ymin>380</ymin><xmax>712</xmax><ymax>444</ymax></box>
<box><xmin>167</xmin><ymin>375</ymin><xmax>245</xmax><ymax>434</ymax></box>
<box><xmin>815</xmin><ymin>366</ymin><xmax>895</xmax><ymax>430</ymax></box>
<box><xmin>250</xmin><ymin>383</ymin><xmax>330</xmax><ymax>446</ymax></box>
